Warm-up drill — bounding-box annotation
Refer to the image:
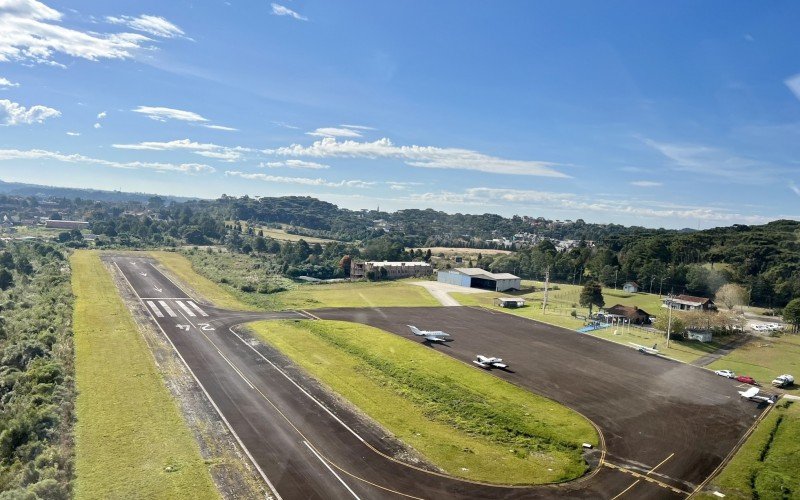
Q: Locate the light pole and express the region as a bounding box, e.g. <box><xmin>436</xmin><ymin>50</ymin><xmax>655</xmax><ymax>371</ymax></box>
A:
<box><xmin>650</xmin><ymin>276</ymin><xmax>656</xmax><ymax>294</ymax></box>
<box><xmin>659</xmin><ymin>277</ymin><xmax>667</xmax><ymax>297</ymax></box>
<box><xmin>666</xmin><ymin>294</ymin><xmax>673</xmax><ymax>349</ymax></box>
<box><xmin>614</xmin><ymin>269</ymin><xmax>618</xmax><ymax>290</ymax></box>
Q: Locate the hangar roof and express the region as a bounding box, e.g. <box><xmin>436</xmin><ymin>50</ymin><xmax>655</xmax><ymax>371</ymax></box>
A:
<box><xmin>453</xmin><ymin>268</ymin><xmax>520</xmax><ymax>280</ymax></box>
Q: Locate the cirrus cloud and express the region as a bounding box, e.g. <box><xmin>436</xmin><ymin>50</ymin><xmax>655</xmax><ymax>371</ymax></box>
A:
<box><xmin>226</xmin><ymin>170</ymin><xmax>373</xmax><ymax>188</ymax></box>
<box><xmin>105</xmin><ymin>14</ymin><xmax>185</xmax><ymax>39</ymax></box>
<box><xmin>0</xmin><ymin>147</ymin><xmax>215</xmax><ymax>173</ymax></box>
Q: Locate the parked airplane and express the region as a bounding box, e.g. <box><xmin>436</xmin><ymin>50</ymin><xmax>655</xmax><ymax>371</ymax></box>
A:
<box><xmin>629</xmin><ymin>342</ymin><xmax>659</xmax><ymax>355</ymax></box>
<box><xmin>407</xmin><ymin>325</ymin><xmax>451</xmax><ymax>343</ymax></box>
<box><xmin>739</xmin><ymin>387</ymin><xmax>775</xmax><ymax>404</ymax></box>
<box><xmin>473</xmin><ymin>355</ymin><xmax>508</xmax><ymax>369</ymax></box>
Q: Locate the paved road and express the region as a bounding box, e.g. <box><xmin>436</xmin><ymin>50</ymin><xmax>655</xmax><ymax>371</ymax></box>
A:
<box><xmin>108</xmin><ymin>256</ymin><xmax>765</xmax><ymax>499</ymax></box>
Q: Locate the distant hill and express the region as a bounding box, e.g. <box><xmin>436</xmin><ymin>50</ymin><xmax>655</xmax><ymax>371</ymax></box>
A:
<box><xmin>0</xmin><ymin>180</ymin><xmax>194</xmax><ymax>204</ymax></box>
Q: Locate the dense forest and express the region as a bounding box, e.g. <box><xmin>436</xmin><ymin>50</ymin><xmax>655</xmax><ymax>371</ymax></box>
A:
<box><xmin>2</xmin><ymin>188</ymin><xmax>799</xmax><ymax>308</ymax></box>
<box><xmin>0</xmin><ymin>242</ymin><xmax>74</xmax><ymax>498</ymax></box>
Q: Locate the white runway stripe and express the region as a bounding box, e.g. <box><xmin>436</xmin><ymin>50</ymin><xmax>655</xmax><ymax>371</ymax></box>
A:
<box><xmin>176</xmin><ymin>301</ymin><xmax>196</xmax><ymax>317</ymax></box>
<box><xmin>146</xmin><ymin>301</ymin><xmax>164</xmax><ymax>318</ymax></box>
<box><xmin>187</xmin><ymin>301</ymin><xmax>209</xmax><ymax>317</ymax></box>
<box><xmin>158</xmin><ymin>300</ymin><xmax>177</xmax><ymax>318</ymax></box>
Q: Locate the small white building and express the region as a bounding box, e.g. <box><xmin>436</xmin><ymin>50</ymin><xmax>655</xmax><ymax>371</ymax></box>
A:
<box><xmin>495</xmin><ymin>297</ymin><xmax>526</xmax><ymax>308</ymax></box>
<box><xmin>622</xmin><ymin>281</ymin><xmax>639</xmax><ymax>293</ymax></box>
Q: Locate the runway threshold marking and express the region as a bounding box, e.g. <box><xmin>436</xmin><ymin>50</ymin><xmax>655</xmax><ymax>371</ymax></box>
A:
<box><xmin>611</xmin><ymin>479</ymin><xmax>640</xmax><ymax>499</ymax></box>
<box><xmin>303</xmin><ymin>440</ymin><xmax>362</xmax><ymax>500</ymax></box>
<box><xmin>111</xmin><ymin>260</ymin><xmax>284</xmax><ymax>500</ymax></box>
<box><xmin>187</xmin><ymin>301</ymin><xmax>209</xmax><ymax>317</ymax></box>
<box><xmin>146</xmin><ymin>301</ymin><xmax>164</xmax><ymax>318</ymax></box>
<box><xmin>158</xmin><ymin>300</ymin><xmax>178</xmax><ymax>318</ymax></box>
<box><xmin>604</xmin><ymin>462</ymin><xmax>689</xmax><ymax>495</ymax></box>
<box><xmin>175</xmin><ymin>301</ymin><xmax>197</xmax><ymax>317</ymax></box>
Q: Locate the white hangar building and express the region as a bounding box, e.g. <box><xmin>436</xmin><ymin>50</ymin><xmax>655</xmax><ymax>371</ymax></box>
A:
<box><xmin>437</xmin><ymin>267</ymin><xmax>521</xmax><ymax>292</ymax></box>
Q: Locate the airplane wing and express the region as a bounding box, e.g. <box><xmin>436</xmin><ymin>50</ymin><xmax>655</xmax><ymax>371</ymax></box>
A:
<box><xmin>739</xmin><ymin>387</ymin><xmax>759</xmax><ymax>398</ymax></box>
<box><xmin>491</xmin><ymin>362</ymin><xmax>508</xmax><ymax>369</ymax></box>
<box><xmin>425</xmin><ymin>335</ymin><xmax>447</xmax><ymax>342</ymax></box>
<box><xmin>473</xmin><ymin>360</ymin><xmax>489</xmax><ymax>368</ymax></box>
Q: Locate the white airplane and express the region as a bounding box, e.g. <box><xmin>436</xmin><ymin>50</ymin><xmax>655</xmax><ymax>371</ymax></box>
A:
<box><xmin>407</xmin><ymin>325</ymin><xmax>450</xmax><ymax>343</ymax></box>
<box><xmin>629</xmin><ymin>342</ymin><xmax>659</xmax><ymax>355</ymax></box>
<box><xmin>739</xmin><ymin>387</ymin><xmax>774</xmax><ymax>404</ymax></box>
<box><xmin>473</xmin><ymin>355</ymin><xmax>508</xmax><ymax>369</ymax></box>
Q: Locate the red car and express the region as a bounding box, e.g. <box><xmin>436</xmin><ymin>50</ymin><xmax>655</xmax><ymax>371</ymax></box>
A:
<box><xmin>736</xmin><ymin>375</ymin><xmax>757</xmax><ymax>385</ymax></box>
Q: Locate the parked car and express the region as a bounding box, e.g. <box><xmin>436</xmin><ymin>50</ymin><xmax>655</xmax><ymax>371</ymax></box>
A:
<box><xmin>714</xmin><ymin>369</ymin><xmax>735</xmax><ymax>378</ymax></box>
<box><xmin>771</xmin><ymin>374</ymin><xmax>794</xmax><ymax>388</ymax></box>
<box><xmin>736</xmin><ymin>375</ymin><xmax>757</xmax><ymax>385</ymax></box>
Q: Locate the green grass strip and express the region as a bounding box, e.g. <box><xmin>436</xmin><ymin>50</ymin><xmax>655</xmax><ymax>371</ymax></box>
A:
<box><xmin>72</xmin><ymin>250</ymin><xmax>219</xmax><ymax>499</ymax></box>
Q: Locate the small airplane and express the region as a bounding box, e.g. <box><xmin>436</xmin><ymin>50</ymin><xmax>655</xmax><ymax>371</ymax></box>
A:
<box><xmin>738</xmin><ymin>387</ymin><xmax>774</xmax><ymax>404</ymax></box>
<box><xmin>629</xmin><ymin>342</ymin><xmax>659</xmax><ymax>355</ymax></box>
<box><xmin>407</xmin><ymin>325</ymin><xmax>451</xmax><ymax>343</ymax></box>
<box><xmin>473</xmin><ymin>355</ymin><xmax>508</xmax><ymax>369</ymax></box>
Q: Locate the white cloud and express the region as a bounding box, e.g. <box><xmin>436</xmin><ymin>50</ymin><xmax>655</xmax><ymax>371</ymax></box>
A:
<box><xmin>132</xmin><ymin>105</ymin><xmax>208</xmax><ymax>122</ymax></box>
<box><xmin>112</xmin><ymin>138</ymin><xmax>249</xmax><ymax>161</ymax></box>
<box><xmin>105</xmin><ymin>14</ymin><xmax>185</xmax><ymax>39</ymax></box>
<box><xmin>785</xmin><ymin>74</ymin><xmax>800</xmax><ymax>102</ymax></box>
<box><xmin>411</xmin><ymin>187</ymin><xmax>773</xmax><ymax>224</ymax></box>
<box><xmin>97</xmin><ymin>110</ymin><xmax>106</xmax><ymax>119</ymax></box>
<box><xmin>203</xmin><ymin>124</ymin><xmax>237</xmax><ymax>131</ymax></box>
<box><xmin>0</xmin><ymin>148</ymin><xmax>215</xmax><ymax>173</ymax></box>
<box><xmin>0</xmin><ymin>77</ymin><xmax>19</xmax><ymax>87</ymax></box>
<box><xmin>0</xmin><ymin>98</ymin><xmax>60</xmax><ymax>125</ymax></box>
<box><xmin>643</xmin><ymin>138</ymin><xmax>783</xmax><ymax>184</ymax></box>
<box><xmin>386</xmin><ymin>181</ymin><xmax>424</xmax><ymax>191</ymax></box>
<box><xmin>340</xmin><ymin>124</ymin><xmax>375</xmax><ymax>130</ymax></box>
<box><xmin>306</xmin><ymin>127</ymin><xmax>363</xmax><ymax>138</ymax></box>
<box><xmin>271</xmin><ymin>3</ymin><xmax>307</xmax><ymax>21</ymax></box>
<box><xmin>93</xmin><ymin>122</ymin><xmax>100</xmax><ymax>128</ymax></box>
<box><xmin>0</xmin><ymin>0</ymin><xmax>161</xmax><ymax>65</ymax></box>
<box><xmin>272</xmin><ymin>137</ymin><xmax>568</xmax><ymax>177</ymax></box>
<box><xmin>226</xmin><ymin>170</ymin><xmax>373</xmax><ymax>188</ymax></box>
<box><xmin>790</xmin><ymin>182</ymin><xmax>800</xmax><ymax>196</ymax></box>
<box><xmin>263</xmin><ymin>159</ymin><xmax>329</xmax><ymax>169</ymax></box>
<box><xmin>272</xmin><ymin>121</ymin><xmax>300</xmax><ymax>130</ymax></box>
<box><xmin>65</xmin><ymin>131</ymin><xmax>79</xmax><ymax>136</ymax></box>
<box><xmin>629</xmin><ymin>180</ymin><xmax>663</xmax><ymax>187</ymax></box>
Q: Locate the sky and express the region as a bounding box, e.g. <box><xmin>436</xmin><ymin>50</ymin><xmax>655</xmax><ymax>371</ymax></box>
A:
<box><xmin>1</xmin><ymin>0</ymin><xmax>799</xmax><ymax>229</ymax></box>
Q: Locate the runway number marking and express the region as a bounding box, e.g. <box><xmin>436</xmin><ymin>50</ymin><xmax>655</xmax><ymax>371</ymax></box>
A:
<box><xmin>146</xmin><ymin>301</ymin><xmax>164</xmax><ymax>318</ymax></box>
<box><xmin>154</xmin><ymin>286</ymin><xmax>163</xmax><ymax>293</ymax></box>
<box><xmin>176</xmin><ymin>324</ymin><xmax>191</xmax><ymax>331</ymax></box>
<box><xmin>158</xmin><ymin>300</ymin><xmax>177</xmax><ymax>318</ymax></box>
<box><xmin>198</xmin><ymin>323</ymin><xmax>215</xmax><ymax>331</ymax></box>
<box><xmin>175</xmin><ymin>301</ymin><xmax>196</xmax><ymax>317</ymax></box>
<box><xmin>187</xmin><ymin>301</ymin><xmax>209</xmax><ymax>317</ymax></box>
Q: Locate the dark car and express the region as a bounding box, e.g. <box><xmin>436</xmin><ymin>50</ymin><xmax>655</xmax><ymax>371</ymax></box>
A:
<box><xmin>736</xmin><ymin>375</ymin><xmax>757</xmax><ymax>385</ymax></box>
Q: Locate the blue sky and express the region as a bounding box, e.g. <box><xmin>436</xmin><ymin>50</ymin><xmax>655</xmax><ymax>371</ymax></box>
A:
<box><xmin>1</xmin><ymin>0</ymin><xmax>799</xmax><ymax>228</ymax></box>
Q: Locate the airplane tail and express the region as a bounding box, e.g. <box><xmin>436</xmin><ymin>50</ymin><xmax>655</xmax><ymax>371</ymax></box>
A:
<box><xmin>407</xmin><ymin>325</ymin><xmax>422</xmax><ymax>336</ymax></box>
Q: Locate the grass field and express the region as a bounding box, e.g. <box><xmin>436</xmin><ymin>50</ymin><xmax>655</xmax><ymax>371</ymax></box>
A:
<box><xmin>452</xmin><ymin>292</ymin><xmax>585</xmax><ymax>330</ymax></box>
<box><xmin>153</xmin><ymin>250</ymin><xmax>441</xmax><ymax>311</ymax></box>
<box><xmin>248</xmin><ymin>320</ymin><xmax>598</xmax><ymax>485</ymax></box>
<box><xmin>700</xmin><ymin>400</ymin><xmax>800</xmax><ymax>499</ymax></box>
<box><xmin>230</xmin><ymin>221</ymin><xmax>339</xmax><ymax>244</ymax></box>
<box><xmin>71</xmin><ymin>251</ymin><xmax>219</xmax><ymax>499</ymax></box>
<box><xmin>708</xmin><ymin>334</ymin><xmax>800</xmax><ymax>389</ymax></box>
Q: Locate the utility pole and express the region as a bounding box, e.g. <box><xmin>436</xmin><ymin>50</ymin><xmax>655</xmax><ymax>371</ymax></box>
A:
<box><xmin>650</xmin><ymin>276</ymin><xmax>656</xmax><ymax>294</ymax></box>
<box><xmin>666</xmin><ymin>294</ymin><xmax>673</xmax><ymax>349</ymax></box>
<box><xmin>542</xmin><ymin>267</ymin><xmax>550</xmax><ymax>314</ymax></box>
<box><xmin>614</xmin><ymin>269</ymin><xmax>618</xmax><ymax>290</ymax></box>
<box><xmin>659</xmin><ymin>277</ymin><xmax>667</xmax><ymax>297</ymax></box>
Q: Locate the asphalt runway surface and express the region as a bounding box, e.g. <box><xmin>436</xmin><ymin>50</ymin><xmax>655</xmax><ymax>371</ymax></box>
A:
<box><xmin>108</xmin><ymin>256</ymin><xmax>766</xmax><ymax>499</ymax></box>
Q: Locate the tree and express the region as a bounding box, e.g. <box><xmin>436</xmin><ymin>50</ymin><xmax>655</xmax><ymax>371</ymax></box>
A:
<box><xmin>715</xmin><ymin>283</ymin><xmax>747</xmax><ymax>311</ymax></box>
<box><xmin>784</xmin><ymin>298</ymin><xmax>800</xmax><ymax>333</ymax></box>
<box><xmin>653</xmin><ymin>312</ymin><xmax>686</xmax><ymax>338</ymax></box>
<box><xmin>424</xmin><ymin>249</ymin><xmax>432</xmax><ymax>262</ymax></box>
<box><xmin>0</xmin><ymin>268</ymin><xmax>12</xmax><ymax>290</ymax></box>
<box><xmin>579</xmin><ymin>280</ymin><xmax>604</xmax><ymax>316</ymax></box>
<box><xmin>253</xmin><ymin>236</ymin><xmax>267</xmax><ymax>253</ymax></box>
<box><xmin>340</xmin><ymin>255</ymin><xmax>352</xmax><ymax>277</ymax></box>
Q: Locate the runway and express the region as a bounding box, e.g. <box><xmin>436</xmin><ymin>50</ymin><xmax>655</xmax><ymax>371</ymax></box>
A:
<box><xmin>108</xmin><ymin>256</ymin><xmax>764</xmax><ymax>499</ymax></box>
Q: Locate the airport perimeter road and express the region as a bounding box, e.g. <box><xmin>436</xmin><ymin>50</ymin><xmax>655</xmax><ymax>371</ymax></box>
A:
<box><xmin>108</xmin><ymin>256</ymin><xmax>691</xmax><ymax>499</ymax></box>
<box><xmin>314</xmin><ymin>307</ymin><xmax>770</xmax><ymax>499</ymax></box>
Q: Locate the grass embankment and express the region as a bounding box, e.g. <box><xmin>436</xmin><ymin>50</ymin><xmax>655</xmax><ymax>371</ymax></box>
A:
<box><xmin>249</xmin><ymin>320</ymin><xmax>598</xmax><ymax>485</ymax></box>
<box><xmin>708</xmin><ymin>334</ymin><xmax>800</xmax><ymax>389</ymax></box>
<box><xmin>701</xmin><ymin>401</ymin><xmax>800</xmax><ymax>499</ymax></box>
<box><xmin>153</xmin><ymin>250</ymin><xmax>440</xmax><ymax>311</ymax></box>
<box><xmin>71</xmin><ymin>251</ymin><xmax>218</xmax><ymax>499</ymax></box>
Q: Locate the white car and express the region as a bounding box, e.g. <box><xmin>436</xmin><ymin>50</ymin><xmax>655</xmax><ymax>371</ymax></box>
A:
<box><xmin>715</xmin><ymin>369</ymin><xmax>735</xmax><ymax>379</ymax></box>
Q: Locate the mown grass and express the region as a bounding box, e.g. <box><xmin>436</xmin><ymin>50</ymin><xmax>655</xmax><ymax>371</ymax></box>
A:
<box><xmin>708</xmin><ymin>334</ymin><xmax>800</xmax><ymax>389</ymax></box>
<box><xmin>154</xmin><ymin>250</ymin><xmax>440</xmax><ymax>311</ymax></box>
<box><xmin>700</xmin><ymin>400</ymin><xmax>800</xmax><ymax>499</ymax></box>
<box><xmin>451</xmin><ymin>292</ymin><xmax>585</xmax><ymax>330</ymax></box>
<box><xmin>248</xmin><ymin>320</ymin><xmax>598</xmax><ymax>485</ymax></box>
<box><xmin>71</xmin><ymin>250</ymin><xmax>218</xmax><ymax>499</ymax></box>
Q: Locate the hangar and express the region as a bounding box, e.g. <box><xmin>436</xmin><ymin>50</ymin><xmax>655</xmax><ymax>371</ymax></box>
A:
<box><xmin>437</xmin><ymin>267</ymin><xmax>521</xmax><ymax>292</ymax></box>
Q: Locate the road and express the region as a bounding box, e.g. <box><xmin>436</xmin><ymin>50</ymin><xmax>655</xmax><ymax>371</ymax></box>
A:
<box><xmin>108</xmin><ymin>256</ymin><xmax>764</xmax><ymax>499</ymax></box>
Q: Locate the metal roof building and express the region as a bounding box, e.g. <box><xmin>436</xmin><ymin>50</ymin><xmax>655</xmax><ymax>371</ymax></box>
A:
<box><xmin>437</xmin><ymin>267</ymin><xmax>521</xmax><ymax>292</ymax></box>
